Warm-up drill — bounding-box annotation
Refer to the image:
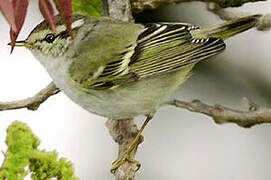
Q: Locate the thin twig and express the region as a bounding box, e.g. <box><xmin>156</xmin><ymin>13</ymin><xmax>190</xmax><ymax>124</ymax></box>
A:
<box><xmin>0</xmin><ymin>82</ymin><xmax>59</xmax><ymax>111</ymax></box>
<box><xmin>207</xmin><ymin>2</ymin><xmax>271</xmax><ymax>31</ymax></box>
<box><xmin>130</xmin><ymin>0</ymin><xmax>265</xmax><ymax>13</ymax></box>
<box><xmin>165</xmin><ymin>98</ymin><xmax>271</xmax><ymax>128</ymax></box>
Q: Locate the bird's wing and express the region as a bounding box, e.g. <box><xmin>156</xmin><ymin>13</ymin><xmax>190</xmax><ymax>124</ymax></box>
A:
<box><xmin>68</xmin><ymin>21</ymin><xmax>226</xmax><ymax>91</ymax></box>
<box><xmin>128</xmin><ymin>23</ymin><xmax>226</xmax><ymax>79</ymax></box>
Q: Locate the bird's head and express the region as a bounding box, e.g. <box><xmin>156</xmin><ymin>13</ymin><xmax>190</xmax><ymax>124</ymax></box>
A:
<box><xmin>10</xmin><ymin>14</ymin><xmax>86</xmax><ymax>58</ymax></box>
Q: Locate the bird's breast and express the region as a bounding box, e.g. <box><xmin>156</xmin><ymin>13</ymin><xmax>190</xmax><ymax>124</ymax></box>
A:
<box><xmin>52</xmin><ymin>64</ymin><xmax>195</xmax><ymax>119</ymax></box>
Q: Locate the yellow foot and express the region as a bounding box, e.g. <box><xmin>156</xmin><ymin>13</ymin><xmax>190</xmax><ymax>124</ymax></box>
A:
<box><xmin>110</xmin><ymin>152</ymin><xmax>141</xmax><ymax>174</ymax></box>
<box><xmin>110</xmin><ymin>114</ymin><xmax>154</xmax><ymax>174</ymax></box>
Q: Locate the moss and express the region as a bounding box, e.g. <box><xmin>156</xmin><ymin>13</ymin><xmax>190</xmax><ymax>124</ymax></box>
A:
<box><xmin>0</xmin><ymin>122</ymin><xmax>78</xmax><ymax>180</ymax></box>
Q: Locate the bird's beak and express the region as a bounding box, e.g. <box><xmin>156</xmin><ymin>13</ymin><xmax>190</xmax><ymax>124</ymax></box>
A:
<box><xmin>7</xmin><ymin>40</ymin><xmax>32</xmax><ymax>48</ymax></box>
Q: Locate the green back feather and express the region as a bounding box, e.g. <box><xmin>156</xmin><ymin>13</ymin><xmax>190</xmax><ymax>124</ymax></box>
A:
<box><xmin>67</xmin><ymin>15</ymin><xmax>259</xmax><ymax>91</ymax></box>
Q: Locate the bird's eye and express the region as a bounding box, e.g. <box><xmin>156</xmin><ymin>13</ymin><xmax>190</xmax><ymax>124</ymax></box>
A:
<box><xmin>44</xmin><ymin>34</ymin><xmax>56</xmax><ymax>43</ymax></box>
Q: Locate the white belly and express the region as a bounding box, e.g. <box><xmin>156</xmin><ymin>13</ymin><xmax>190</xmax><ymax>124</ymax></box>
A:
<box><xmin>52</xmin><ymin>65</ymin><xmax>194</xmax><ymax>119</ymax></box>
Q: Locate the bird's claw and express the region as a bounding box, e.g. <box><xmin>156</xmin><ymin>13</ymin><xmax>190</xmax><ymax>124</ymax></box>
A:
<box><xmin>110</xmin><ymin>153</ymin><xmax>141</xmax><ymax>174</ymax></box>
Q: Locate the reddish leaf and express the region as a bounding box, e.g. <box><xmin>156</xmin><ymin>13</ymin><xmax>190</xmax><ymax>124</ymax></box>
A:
<box><xmin>10</xmin><ymin>0</ymin><xmax>28</xmax><ymax>53</ymax></box>
<box><xmin>0</xmin><ymin>0</ymin><xmax>17</xmax><ymax>32</ymax></box>
<box><xmin>39</xmin><ymin>0</ymin><xmax>56</xmax><ymax>35</ymax></box>
<box><xmin>9</xmin><ymin>28</ymin><xmax>17</xmax><ymax>53</ymax></box>
<box><xmin>13</xmin><ymin>0</ymin><xmax>28</xmax><ymax>32</ymax></box>
<box><xmin>53</xmin><ymin>0</ymin><xmax>73</xmax><ymax>38</ymax></box>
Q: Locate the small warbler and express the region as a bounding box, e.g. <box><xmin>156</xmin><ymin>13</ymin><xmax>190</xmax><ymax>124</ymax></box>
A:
<box><xmin>11</xmin><ymin>14</ymin><xmax>260</xmax><ymax>173</ymax></box>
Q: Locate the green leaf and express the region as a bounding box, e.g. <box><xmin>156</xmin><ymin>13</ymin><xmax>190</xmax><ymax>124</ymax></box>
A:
<box><xmin>72</xmin><ymin>0</ymin><xmax>102</xmax><ymax>17</ymax></box>
<box><xmin>0</xmin><ymin>121</ymin><xmax>78</xmax><ymax>180</ymax></box>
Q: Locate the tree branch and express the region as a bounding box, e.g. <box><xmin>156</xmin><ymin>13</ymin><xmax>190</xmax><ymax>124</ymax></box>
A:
<box><xmin>107</xmin><ymin>0</ymin><xmax>134</xmax><ymax>22</ymax></box>
<box><xmin>165</xmin><ymin>98</ymin><xmax>271</xmax><ymax>128</ymax></box>
<box><xmin>0</xmin><ymin>82</ymin><xmax>59</xmax><ymax>111</ymax></box>
<box><xmin>106</xmin><ymin>119</ymin><xmax>141</xmax><ymax>180</ymax></box>
<box><xmin>207</xmin><ymin>2</ymin><xmax>271</xmax><ymax>31</ymax></box>
<box><xmin>131</xmin><ymin>0</ymin><xmax>265</xmax><ymax>13</ymax></box>
<box><xmin>104</xmin><ymin>1</ymin><xmax>140</xmax><ymax>180</ymax></box>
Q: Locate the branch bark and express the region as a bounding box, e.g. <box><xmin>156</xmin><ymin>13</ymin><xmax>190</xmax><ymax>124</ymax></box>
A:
<box><xmin>131</xmin><ymin>0</ymin><xmax>266</xmax><ymax>13</ymax></box>
<box><xmin>0</xmin><ymin>82</ymin><xmax>59</xmax><ymax>111</ymax></box>
<box><xmin>104</xmin><ymin>1</ymin><xmax>141</xmax><ymax>179</ymax></box>
<box><xmin>166</xmin><ymin>98</ymin><xmax>271</xmax><ymax>128</ymax></box>
<box><xmin>207</xmin><ymin>2</ymin><xmax>271</xmax><ymax>31</ymax></box>
<box><xmin>106</xmin><ymin>119</ymin><xmax>141</xmax><ymax>180</ymax></box>
<box><xmin>107</xmin><ymin>0</ymin><xmax>134</xmax><ymax>22</ymax></box>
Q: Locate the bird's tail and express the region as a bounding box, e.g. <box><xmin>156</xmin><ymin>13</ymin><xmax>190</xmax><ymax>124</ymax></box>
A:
<box><xmin>196</xmin><ymin>15</ymin><xmax>261</xmax><ymax>40</ymax></box>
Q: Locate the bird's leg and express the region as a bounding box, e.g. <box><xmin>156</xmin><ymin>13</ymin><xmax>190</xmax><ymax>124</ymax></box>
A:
<box><xmin>110</xmin><ymin>114</ymin><xmax>154</xmax><ymax>174</ymax></box>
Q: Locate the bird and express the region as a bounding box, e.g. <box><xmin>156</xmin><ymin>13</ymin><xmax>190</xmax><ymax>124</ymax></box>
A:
<box><xmin>11</xmin><ymin>14</ymin><xmax>260</xmax><ymax>173</ymax></box>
